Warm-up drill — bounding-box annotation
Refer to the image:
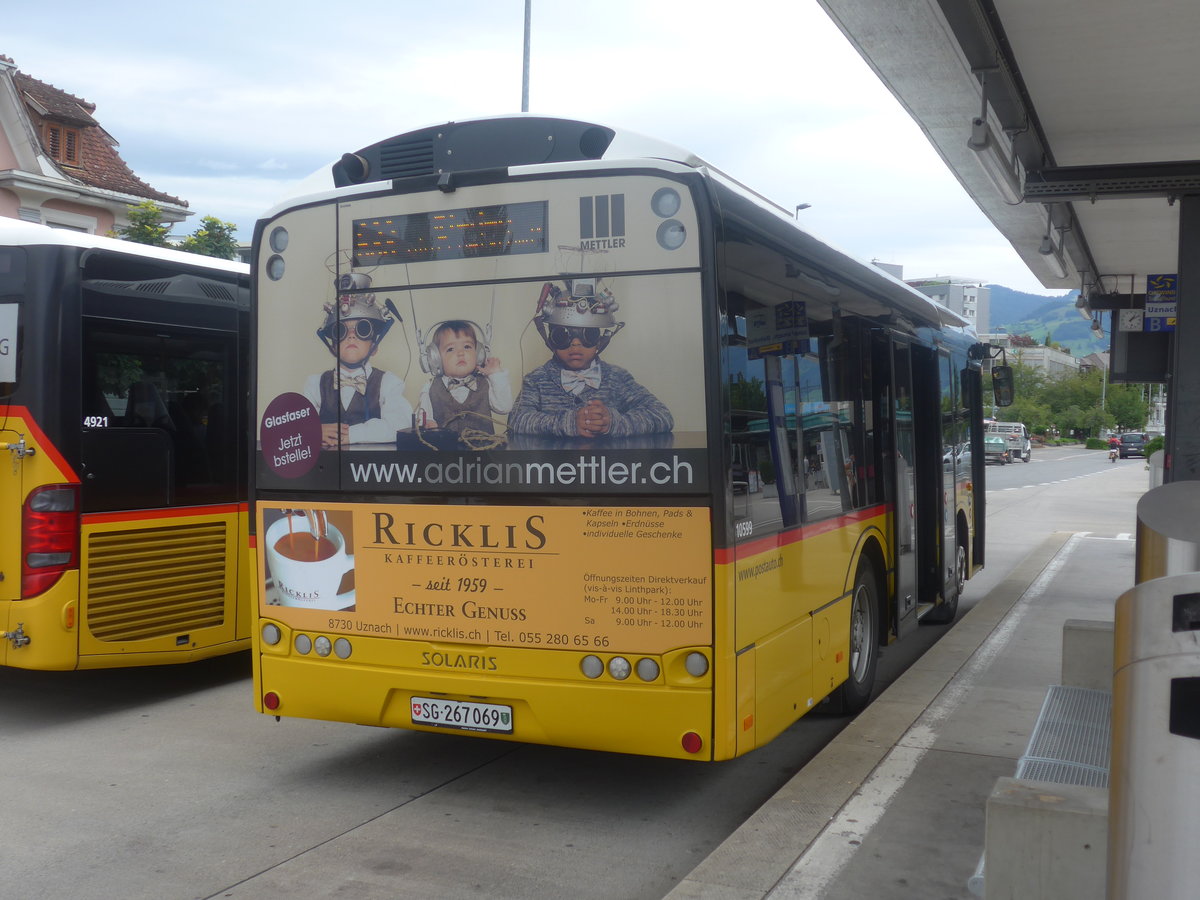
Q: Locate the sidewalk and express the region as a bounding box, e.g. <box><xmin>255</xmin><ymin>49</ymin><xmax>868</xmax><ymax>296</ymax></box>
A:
<box><xmin>667</xmin><ymin>528</ymin><xmax>1133</xmax><ymax>899</ymax></box>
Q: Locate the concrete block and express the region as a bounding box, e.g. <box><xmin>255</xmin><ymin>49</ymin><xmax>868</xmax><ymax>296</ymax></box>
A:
<box><xmin>984</xmin><ymin>776</ymin><xmax>1107</xmax><ymax>900</ymax></box>
<box><xmin>1061</xmin><ymin>619</ymin><xmax>1114</xmax><ymax>691</ymax></box>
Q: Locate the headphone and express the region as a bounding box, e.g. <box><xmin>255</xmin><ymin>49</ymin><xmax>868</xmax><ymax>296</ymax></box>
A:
<box><xmin>416</xmin><ymin>319</ymin><xmax>492</xmax><ymax>377</ymax></box>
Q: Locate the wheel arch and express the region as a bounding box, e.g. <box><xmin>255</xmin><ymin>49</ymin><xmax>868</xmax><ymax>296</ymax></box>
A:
<box><xmin>845</xmin><ymin>527</ymin><xmax>888</xmax><ymax>644</ymax></box>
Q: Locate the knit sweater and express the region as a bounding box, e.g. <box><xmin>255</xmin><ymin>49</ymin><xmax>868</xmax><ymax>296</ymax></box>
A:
<box><xmin>508</xmin><ymin>359</ymin><xmax>673</xmax><ymax>437</ymax></box>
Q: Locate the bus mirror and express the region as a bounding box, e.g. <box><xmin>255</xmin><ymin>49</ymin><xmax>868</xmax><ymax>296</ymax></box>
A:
<box><xmin>991</xmin><ymin>365</ymin><xmax>1014</xmax><ymax>408</ymax></box>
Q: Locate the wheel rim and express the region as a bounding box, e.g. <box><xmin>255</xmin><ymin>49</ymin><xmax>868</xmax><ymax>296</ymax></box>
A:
<box><xmin>955</xmin><ymin>544</ymin><xmax>967</xmax><ymax>596</ymax></box>
<box><xmin>848</xmin><ymin>581</ymin><xmax>873</xmax><ymax>682</ymax></box>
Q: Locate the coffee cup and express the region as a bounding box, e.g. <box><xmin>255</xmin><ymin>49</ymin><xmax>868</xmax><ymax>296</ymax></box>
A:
<box><xmin>265</xmin><ymin>513</ymin><xmax>356</xmax><ymax>611</ymax></box>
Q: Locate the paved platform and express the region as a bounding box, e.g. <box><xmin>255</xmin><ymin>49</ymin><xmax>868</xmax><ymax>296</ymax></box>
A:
<box><xmin>667</xmin><ymin>528</ymin><xmax>1133</xmax><ymax>899</ymax></box>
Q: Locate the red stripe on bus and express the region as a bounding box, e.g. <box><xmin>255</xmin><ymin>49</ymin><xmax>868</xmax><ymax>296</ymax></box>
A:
<box><xmin>713</xmin><ymin>503</ymin><xmax>890</xmax><ymax>565</ymax></box>
<box><xmin>0</xmin><ymin>404</ymin><xmax>79</xmax><ymax>482</ymax></box>
<box><xmin>83</xmin><ymin>502</ymin><xmax>246</xmax><ymax>525</ymax></box>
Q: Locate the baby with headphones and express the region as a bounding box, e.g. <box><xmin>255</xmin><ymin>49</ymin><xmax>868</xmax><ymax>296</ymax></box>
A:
<box><xmin>417</xmin><ymin>320</ymin><xmax>512</xmax><ymax>437</ymax></box>
<box><xmin>509</xmin><ymin>279</ymin><xmax>673</xmax><ymax>438</ymax></box>
<box><xmin>302</xmin><ymin>289</ymin><xmax>413</xmax><ymax>448</ymax></box>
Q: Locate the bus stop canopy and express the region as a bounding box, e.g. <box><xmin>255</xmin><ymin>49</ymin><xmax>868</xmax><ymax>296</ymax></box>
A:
<box><xmin>817</xmin><ymin>0</ymin><xmax>1200</xmax><ymax>478</ymax></box>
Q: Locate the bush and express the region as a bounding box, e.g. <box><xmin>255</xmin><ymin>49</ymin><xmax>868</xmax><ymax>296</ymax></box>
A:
<box><xmin>1144</xmin><ymin>435</ymin><xmax>1164</xmax><ymax>457</ymax></box>
<box><xmin>1085</xmin><ymin>437</ymin><xmax>1109</xmax><ymax>450</ymax></box>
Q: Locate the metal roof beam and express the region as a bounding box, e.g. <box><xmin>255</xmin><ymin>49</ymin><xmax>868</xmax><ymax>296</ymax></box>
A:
<box><xmin>1025</xmin><ymin>160</ymin><xmax>1200</xmax><ymax>201</ymax></box>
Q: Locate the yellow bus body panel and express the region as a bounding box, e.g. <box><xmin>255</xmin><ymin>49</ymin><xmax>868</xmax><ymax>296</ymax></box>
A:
<box><xmin>253</xmin><ymin>508</ymin><xmax>890</xmax><ymax>761</ymax></box>
<box><xmin>721</xmin><ymin>508</ymin><xmax>889</xmax><ymax>754</ymax></box>
<box><xmin>255</xmin><ymin>630</ymin><xmax>715</xmax><ymax>760</ymax></box>
<box><xmin>0</xmin><ymin>411</ymin><xmax>252</xmax><ymax>668</ymax></box>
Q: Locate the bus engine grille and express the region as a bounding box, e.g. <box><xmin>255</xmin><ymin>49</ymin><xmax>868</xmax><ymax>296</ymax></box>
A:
<box><xmin>85</xmin><ymin>522</ymin><xmax>228</xmax><ymax>641</ymax></box>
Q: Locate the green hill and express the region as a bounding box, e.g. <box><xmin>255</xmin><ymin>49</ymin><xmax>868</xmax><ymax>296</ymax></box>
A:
<box><xmin>986</xmin><ymin>286</ymin><xmax>1106</xmax><ymax>358</ymax></box>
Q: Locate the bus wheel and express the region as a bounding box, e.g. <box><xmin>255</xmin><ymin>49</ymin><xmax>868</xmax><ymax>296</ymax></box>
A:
<box><xmin>830</xmin><ymin>560</ymin><xmax>879</xmax><ymax>715</ymax></box>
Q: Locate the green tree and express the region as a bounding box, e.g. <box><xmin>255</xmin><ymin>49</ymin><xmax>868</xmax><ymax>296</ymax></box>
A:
<box><xmin>1003</xmin><ymin>398</ymin><xmax>1055</xmax><ymax>437</ymax></box>
<box><xmin>115</xmin><ymin>199</ymin><xmax>171</xmax><ymax>247</ymax></box>
<box><xmin>1105</xmin><ymin>383</ymin><xmax>1149</xmax><ymax>431</ymax></box>
<box><xmin>177</xmin><ymin>215</ymin><xmax>240</xmax><ymax>260</ymax></box>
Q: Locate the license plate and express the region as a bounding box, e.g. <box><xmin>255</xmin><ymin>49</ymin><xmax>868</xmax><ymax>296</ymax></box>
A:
<box><xmin>410</xmin><ymin>697</ymin><xmax>513</xmax><ymax>734</ymax></box>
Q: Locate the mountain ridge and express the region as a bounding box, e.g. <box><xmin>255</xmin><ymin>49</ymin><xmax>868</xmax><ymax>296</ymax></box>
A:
<box><xmin>983</xmin><ymin>285</ymin><xmax>1104</xmax><ymax>358</ymax></box>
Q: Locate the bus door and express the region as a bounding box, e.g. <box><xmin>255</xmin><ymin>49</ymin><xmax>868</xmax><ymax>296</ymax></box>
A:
<box><xmin>938</xmin><ymin>349</ymin><xmax>958</xmax><ymax>602</ymax></box>
<box><xmin>0</xmin><ymin>301</ymin><xmax>23</xmax><ymax>616</ymax></box>
<box><xmin>889</xmin><ymin>342</ymin><xmax>918</xmax><ymax>636</ymax></box>
<box><xmin>0</xmin><ymin>243</ymin><xmax>22</xmax><ymax>610</ymax></box>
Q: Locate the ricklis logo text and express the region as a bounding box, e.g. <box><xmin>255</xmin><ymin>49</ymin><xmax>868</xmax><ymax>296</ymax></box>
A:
<box><xmin>373</xmin><ymin>513</ymin><xmax>547</xmax><ymax>550</ymax></box>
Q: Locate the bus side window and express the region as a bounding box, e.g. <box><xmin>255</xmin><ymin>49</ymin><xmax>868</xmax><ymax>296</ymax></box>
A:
<box><xmin>725</xmin><ymin>296</ymin><xmax>801</xmax><ymax>537</ymax></box>
<box><xmin>124</xmin><ymin>381</ymin><xmax>174</xmax><ymax>430</ymax></box>
<box><xmin>801</xmin><ymin>323</ymin><xmax>870</xmax><ymax>523</ymax></box>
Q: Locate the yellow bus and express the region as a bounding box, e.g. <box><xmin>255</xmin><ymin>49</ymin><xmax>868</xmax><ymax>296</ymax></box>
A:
<box><xmin>251</xmin><ymin>116</ymin><xmax>1010</xmax><ymax>759</ymax></box>
<box><xmin>0</xmin><ymin>219</ymin><xmax>253</xmax><ymax>670</ymax></box>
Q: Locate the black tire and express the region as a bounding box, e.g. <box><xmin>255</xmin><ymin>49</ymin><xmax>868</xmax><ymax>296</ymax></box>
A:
<box><xmin>924</xmin><ymin>539</ymin><xmax>964</xmax><ymax>625</ymax></box>
<box><xmin>829</xmin><ymin>560</ymin><xmax>880</xmax><ymax>715</ymax></box>
<box><xmin>1023</xmin><ymin>450</ymin><xmax>1031</xmax><ymax>462</ymax></box>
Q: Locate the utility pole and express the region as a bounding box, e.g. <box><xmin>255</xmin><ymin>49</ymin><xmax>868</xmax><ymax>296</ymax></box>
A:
<box><xmin>522</xmin><ymin>0</ymin><xmax>531</xmax><ymax>112</ymax></box>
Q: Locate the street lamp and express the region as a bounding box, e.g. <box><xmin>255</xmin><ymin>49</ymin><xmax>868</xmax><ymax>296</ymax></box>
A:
<box><xmin>795</xmin><ymin>204</ymin><xmax>811</xmax><ymax>217</ymax></box>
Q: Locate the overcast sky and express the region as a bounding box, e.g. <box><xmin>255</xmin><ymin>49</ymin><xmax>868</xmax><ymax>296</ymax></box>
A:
<box><xmin>8</xmin><ymin>0</ymin><xmax>1069</xmax><ymax>295</ymax></box>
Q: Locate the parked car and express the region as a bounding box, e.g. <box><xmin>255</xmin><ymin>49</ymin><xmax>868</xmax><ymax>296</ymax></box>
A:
<box><xmin>1119</xmin><ymin>432</ymin><xmax>1147</xmax><ymax>458</ymax></box>
<box><xmin>984</xmin><ymin>433</ymin><xmax>1010</xmax><ymax>465</ymax></box>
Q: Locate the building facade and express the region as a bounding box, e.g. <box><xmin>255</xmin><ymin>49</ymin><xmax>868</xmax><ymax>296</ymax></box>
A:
<box><xmin>0</xmin><ymin>55</ymin><xmax>188</xmax><ymax>234</ymax></box>
<box><xmin>907</xmin><ymin>278</ymin><xmax>991</xmax><ymax>334</ymax></box>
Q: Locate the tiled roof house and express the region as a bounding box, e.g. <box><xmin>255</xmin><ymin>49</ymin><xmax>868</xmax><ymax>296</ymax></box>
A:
<box><xmin>0</xmin><ymin>54</ymin><xmax>188</xmax><ymax>234</ymax></box>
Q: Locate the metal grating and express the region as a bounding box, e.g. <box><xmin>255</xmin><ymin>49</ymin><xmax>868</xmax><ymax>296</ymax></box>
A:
<box><xmin>1015</xmin><ymin>685</ymin><xmax>1112</xmax><ymax>788</ymax></box>
<box><xmin>379</xmin><ymin>136</ymin><xmax>437</xmax><ymax>179</ymax></box>
<box><xmin>85</xmin><ymin>521</ymin><xmax>228</xmax><ymax>641</ymax></box>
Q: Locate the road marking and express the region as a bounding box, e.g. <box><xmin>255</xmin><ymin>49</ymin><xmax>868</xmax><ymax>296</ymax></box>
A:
<box><xmin>767</xmin><ymin>534</ymin><xmax>1084</xmax><ymax>900</ymax></box>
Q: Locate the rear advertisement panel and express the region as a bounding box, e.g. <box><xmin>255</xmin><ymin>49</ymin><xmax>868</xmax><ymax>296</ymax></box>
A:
<box><xmin>255</xmin><ymin>174</ymin><xmax>708</xmax><ymax>496</ymax></box>
<box><xmin>258</xmin><ymin>502</ymin><xmax>713</xmax><ymax>654</ymax></box>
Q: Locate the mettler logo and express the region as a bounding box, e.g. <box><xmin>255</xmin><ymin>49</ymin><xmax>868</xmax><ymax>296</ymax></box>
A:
<box><xmin>579</xmin><ymin>194</ymin><xmax>626</xmax><ymax>250</ymax></box>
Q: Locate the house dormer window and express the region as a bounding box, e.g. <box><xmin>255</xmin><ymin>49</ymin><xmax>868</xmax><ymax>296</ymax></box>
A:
<box><xmin>44</xmin><ymin>123</ymin><xmax>80</xmax><ymax>165</ymax></box>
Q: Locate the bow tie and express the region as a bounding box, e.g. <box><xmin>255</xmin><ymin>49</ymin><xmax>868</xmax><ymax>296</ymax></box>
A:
<box><xmin>561</xmin><ymin>368</ymin><xmax>602</xmax><ymax>393</ymax></box>
<box><xmin>447</xmin><ymin>375</ymin><xmax>478</xmax><ymax>391</ymax></box>
<box><xmin>340</xmin><ymin>372</ymin><xmax>369</xmax><ymax>395</ymax></box>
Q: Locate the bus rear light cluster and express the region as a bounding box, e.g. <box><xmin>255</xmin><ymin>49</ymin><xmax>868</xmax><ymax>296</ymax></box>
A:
<box><xmin>22</xmin><ymin>484</ymin><xmax>80</xmax><ymax>598</ymax></box>
<box><xmin>260</xmin><ymin>623</ymin><xmax>351</xmax><ymax>659</ymax></box>
<box><xmin>580</xmin><ymin>654</ymin><xmax>661</xmax><ymax>682</ymax></box>
<box><xmin>295</xmin><ymin>632</ymin><xmax>351</xmax><ymax>659</ymax></box>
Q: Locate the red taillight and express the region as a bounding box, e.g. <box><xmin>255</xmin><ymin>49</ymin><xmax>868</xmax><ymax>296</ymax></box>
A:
<box><xmin>22</xmin><ymin>484</ymin><xmax>80</xmax><ymax>598</ymax></box>
<box><xmin>681</xmin><ymin>731</ymin><xmax>704</xmax><ymax>754</ymax></box>
<box><xmin>263</xmin><ymin>692</ymin><xmax>281</xmax><ymax>711</ymax></box>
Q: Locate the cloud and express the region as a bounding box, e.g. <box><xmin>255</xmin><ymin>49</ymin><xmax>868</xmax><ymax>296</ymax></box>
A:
<box><xmin>7</xmin><ymin>0</ymin><xmax>1068</xmax><ymax>294</ymax></box>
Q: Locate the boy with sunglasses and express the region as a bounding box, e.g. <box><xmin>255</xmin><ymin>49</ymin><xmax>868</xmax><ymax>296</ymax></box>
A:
<box><xmin>509</xmin><ymin>280</ymin><xmax>672</xmax><ymax>438</ymax></box>
<box><xmin>303</xmin><ymin>292</ymin><xmax>412</xmax><ymax>448</ymax></box>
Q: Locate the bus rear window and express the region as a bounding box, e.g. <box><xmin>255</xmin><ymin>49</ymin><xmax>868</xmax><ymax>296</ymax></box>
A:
<box><xmin>0</xmin><ymin>248</ymin><xmax>25</xmax><ymax>396</ymax></box>
<box><xmin>0</xmin><ymin>303</ymin><xmax>17</xmax><ymax>394</ymax></box>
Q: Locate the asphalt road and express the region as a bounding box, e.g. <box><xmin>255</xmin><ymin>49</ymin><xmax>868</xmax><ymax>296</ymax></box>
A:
<box><xmin>0</xmin><ymin>445</ymin><xmax>1146</xmax><ymax>900</ymax></box>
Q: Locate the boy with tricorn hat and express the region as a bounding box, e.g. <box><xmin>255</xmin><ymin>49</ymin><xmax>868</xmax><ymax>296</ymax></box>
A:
<box><xmin>302</xmin><ymin>287</ymin><xmax>412</xmax><ymax>448</ymax></box>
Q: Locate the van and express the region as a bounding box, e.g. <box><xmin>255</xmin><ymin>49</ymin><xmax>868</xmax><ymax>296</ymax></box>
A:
<box><xmin>986</xmin><ymin>421</ymin><xmax>1032</xmax><ymax>463</ymax></box>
